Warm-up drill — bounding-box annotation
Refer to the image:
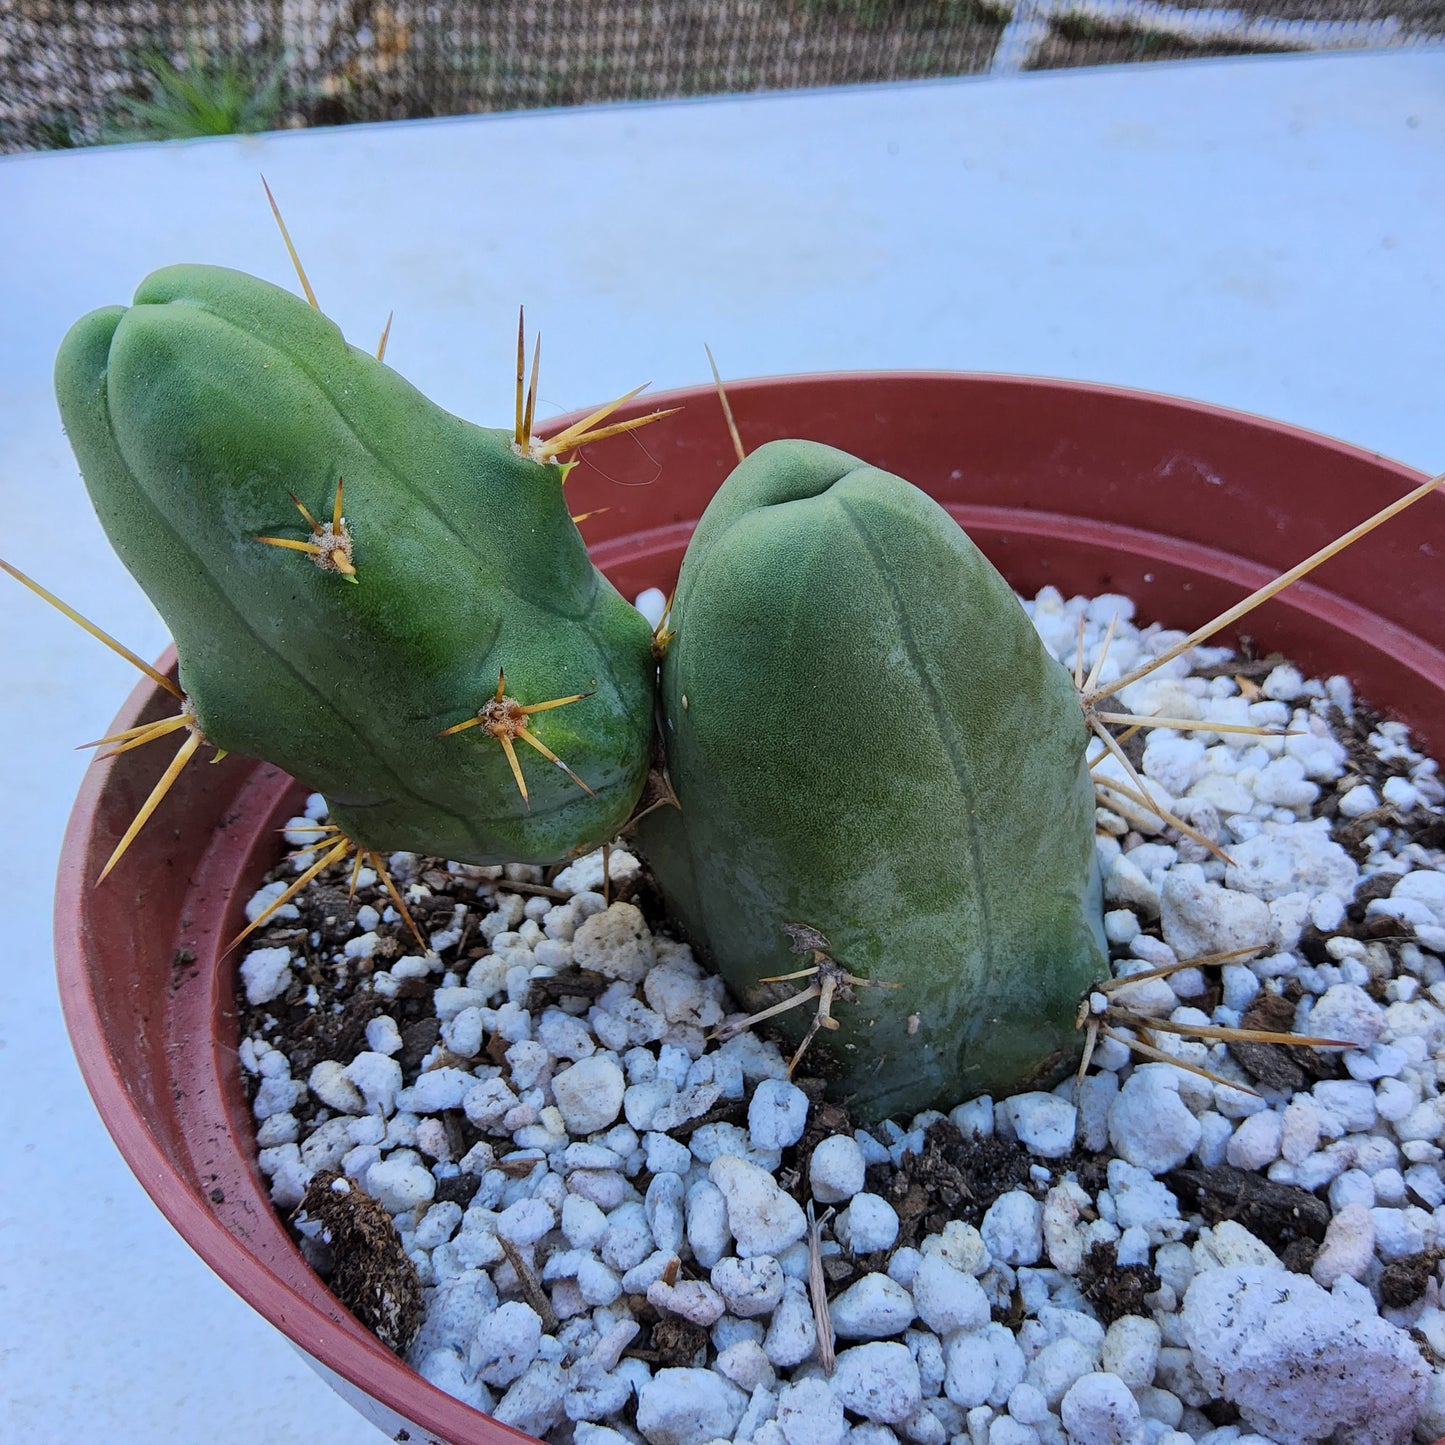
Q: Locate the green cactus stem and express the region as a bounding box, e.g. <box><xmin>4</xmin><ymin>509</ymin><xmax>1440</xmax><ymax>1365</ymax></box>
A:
<box><xmin>54</xmin><ymin>264</ymin><xmax>656</xmax><ymax>864</ymax></box>
<box><xmin>638</xmin><ymin>438</ymin><xmax>1110</xmax><ymax>1121</ymax></box>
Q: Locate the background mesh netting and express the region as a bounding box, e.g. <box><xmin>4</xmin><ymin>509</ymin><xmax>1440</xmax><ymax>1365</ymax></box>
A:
<box><xmin>4</xmin><ymin>0</ymin><xmax>1443</xmax><ymax>153</ymax></box>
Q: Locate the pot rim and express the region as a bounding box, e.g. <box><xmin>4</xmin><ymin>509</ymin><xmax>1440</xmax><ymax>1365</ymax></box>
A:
<box><xmin>53</xmin><ymin>368</ymin><xmax>1440</xmax><ymax>1443</ymax></box>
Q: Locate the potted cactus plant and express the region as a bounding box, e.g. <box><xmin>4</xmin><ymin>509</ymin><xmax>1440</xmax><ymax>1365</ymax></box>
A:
<box><xmin>37</xmin><ymin>235</ymin><xmax>1445</xmax><ymax>1444</ymax></box>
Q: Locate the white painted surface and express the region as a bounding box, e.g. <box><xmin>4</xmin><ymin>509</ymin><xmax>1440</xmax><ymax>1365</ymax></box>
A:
<box><xmin>0</xmin><ymin>50</ymin><xmax>1441</xmax><ymax>1442</ymax></box>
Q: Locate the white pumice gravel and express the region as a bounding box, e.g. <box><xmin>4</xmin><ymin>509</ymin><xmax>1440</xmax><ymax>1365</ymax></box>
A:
<box><xmin>236</xmin><ymin>588</ymin><xmax>1445</xmax><ymax>1444</ymax></box>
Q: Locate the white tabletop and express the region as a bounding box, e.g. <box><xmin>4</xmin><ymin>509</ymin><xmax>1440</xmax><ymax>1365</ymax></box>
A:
<box><xmin>2</xmin><ymin>49</ymin><xmax>1442</xmax><ymax>1443</ymax></box>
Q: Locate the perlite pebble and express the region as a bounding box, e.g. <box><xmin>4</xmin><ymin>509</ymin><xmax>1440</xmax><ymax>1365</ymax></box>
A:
<box><xmin>832</xmin><ymin>1341</ymin><xmax>923</xmax><ymax>1424</ymax></box>
<box><xmin>997</xmin><ymin>1092</ymin><xmax>1077</xmax><ymax>1159</ymax></box>
<box><xmin>829</xmin><ymin>1272</ymin><xmax>916</xmax><ymax>1339</ymax></box>
<box><xmin>980</xmin><ymin>1191</ymin><xmax>1042</xmax><ymax>1267</ymax></box>
<box><xmin>1182</xmin><ymin>1267</ymin><xmax>1429</xmax><ymax>1445</ymax></box>
<box><xmin>551</xmin><ymin>1055</ymin><xmax>626</xmax><ymax>1135</ymax></box>
<box><xmin>470</xmin><ymin>1300</ymin><xmax>542</xmax><ymax>1386</ymax></box>
<box><xmin>572</xmin><ymin>902</ymin><xmax>655</xmax><ymax>983</ymax></box>
<box><xmin>1060</xmin><ymin>1372</ymin><xmax>1143</xmax><ymax>1445</ymax></box>
<box><xmin>712</xmin><ymin>1254</ymin><xmax>786</xmax><ymax>1316</ymax></box>
<box><xmin>711</xmin><ymin>1154</ymin><xmax>807</xmax><ymax>1256</ymax></box>
<box><xmin>776</xmin><ymin>1377</ymin><xmax>847</xmax><ymax>1445</ymax></box>
<box><xmin>240</xmin><ymin>945</ymin><xmax>294</xmax><ymax>1005</ymax></box>
<box><xmin>912</xmin><ymin>1254</ymin><xmax>990</xmax><ymax>1335</ymax></box>
<box><xmin>809</xmin><ymin>1134</ymin><xmax>867</xmax><ymax>1203</ymax></box>
<box><xmin>635</xmin><ymin>1364</ymin><xmax>745</xmax><ymax>1445</ymax></box>
<box><xmin>749</xmin><ymin>1077</ymin><xmax>810</xmax><ymax>1150</ymax></box>
<box><xmin>1109</xmin><ymin>1067</ymin><xmax>1201</xmax><ymax>1174</ymax></box>
<box><xmin>835</xmin><ymin>1193</ymin><xmax>900</xmax><ymax>1254</ymax></box>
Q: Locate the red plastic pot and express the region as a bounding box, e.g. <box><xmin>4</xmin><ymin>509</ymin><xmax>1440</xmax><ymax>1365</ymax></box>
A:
<box><xmin>55</xmin><ymin>374</ymin><xmax>1445</xmax><ymax>1445</ymax></box>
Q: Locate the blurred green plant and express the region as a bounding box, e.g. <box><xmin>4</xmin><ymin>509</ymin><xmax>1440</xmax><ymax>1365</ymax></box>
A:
<box><xmin>103</xmin><ymin>49</ymin><xmax>288</xmax><ymax>144</ymax></box>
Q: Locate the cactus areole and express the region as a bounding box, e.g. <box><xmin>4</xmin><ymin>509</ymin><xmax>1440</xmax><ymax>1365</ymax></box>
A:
<box><xmin>637</xmin><ymin>440</ymin><xmax>1110</xmax><ymax>1120</ymax></box>
<box><xmin>55</xmin><ymin>266</ymin><xmax>1109</xmax><ymax>1119</ymax></box>
<box><xmin>54</xmin><ymin>267</ymin><xmax>655</xmax><ymax>864</ymax></box>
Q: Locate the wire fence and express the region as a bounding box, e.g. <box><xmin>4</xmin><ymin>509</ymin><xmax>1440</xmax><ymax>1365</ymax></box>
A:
<box><xmin>3</xmin><ymin>0</ymin><xmax>1442</xmax><ymax>153</ymax></box>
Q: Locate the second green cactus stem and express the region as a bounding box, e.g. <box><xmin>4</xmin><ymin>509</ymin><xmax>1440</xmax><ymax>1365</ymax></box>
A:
<box><xmin>639</xmin><ymin>439</ymin><xmax>1110</xmax><ymax>1122</ymax></box>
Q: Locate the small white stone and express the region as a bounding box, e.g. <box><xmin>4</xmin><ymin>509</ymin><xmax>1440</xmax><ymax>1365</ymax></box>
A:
<box><xmin>1059</xmin><ymin>1373</ymin><xmax>1142</xmax><ymax>1445</ymax></box>
<box><xmin>647</xmin><ymin>1278</ymin><xmax>726</xmax><ymax>1328</ymax></box>
<box><xmin>308</xmin><ymin>1059</ymin><xmax>365</xmax><ymax>1114</ymax></box>
<box><xmin>829</xmin><ymin>1272</ymin><xmax>916</xmax><ymax>1339</ymax></box>
<box><xmin>497</xmin><ymin>1196</ymin><xmax>554</xmax><ymax>1246</ymax></box>
<box><xmin>980</xmin><ymin>1191</ymin><xmax>1043</xmax><ymax>1267</ymax></box>
<box><xmin>635</xmin><ymin>1367</ymin><xmax>748</xmax><ymax>1445</ymax></box>
<box><xmin>1108</xmin><ymin>1067</ymin><xmax>1201</xmax><ymax>1175</ymax></box>
<box><xmin>776</xmin><ymin>1377</ymin><xmax>847</xmax><ymax>1445</ymax></box>
<box><xmin>1042</xmin><ymin>1183</ymin><xmax>1086</xmax><ymax>1275</ymax></box>
<box><xmin>685</xmin><ymin>1179</ymin><xmax>730</xmax><ymax>1268</ymax></box>
<box><xmin>1226</xmin><ymin>1111</ymin><xmax>1283</xmax><ymax>1171</ymax></box>
<box><xmin>1382</xmin><ymin>775</ymin><xmax>1421</xmax><ymax>811</ymax></box>
<box><xmin>911</xmin><ymin>1254</ymin><xmax>990</xmax><ymax>1335</ymax></box>
<box><xmin>987</xmin><ymin>1417</ymin><xmax>1038</xmax><ymax>1445</ymax></box>
<box><xmin>600</xmin><ymin>1201</ymin><xmax>655</xmax><ymax>1273</ymax></box>
<box><xmin>921</xmin><ymin>1219</ymin><xmax>991</xmax><ymax>1276</ymax></box>
<box><xmin>1308</xmin><ymin>983</ymin><xmax>1386</xmax><ymax>1048</ymax></box>
<box><xmin>1024</xmin><ymin>1336</ymin><xmax>1097</xmax><ymax>1408</ymax></box>
<box><xmin>809</xmin><ymin>1135</ymin><xmax>867</xmax><ymax>1203</ymax></box>
<box><xmin>997</xmin><ymin>1093</ymin><xmax>1077</xmax><ymax>1159</ymax></box>
<box><xmin>552</xmin><ymin>1055</ymin><xmax>626</xmax><ymax>1135</ymax></box>
<box><xmin>1393</xmin><ymin>870</ymin><xmax>1445</xmax><ymax>924</ymax></box>
<box><xmin>951</xmin><ymin>1096</ymin><xmax>994</xmax><ymax>1138</ymax></box>
<box><xmin>763</xmin><ymin>1278</ymin><xmax>818</xmax><ymax>1368</ymax></box>
<box><xmin>1338</xmin><ymin>783</ymin><xmax>1380</xmax><ymax>818</ymax></box>
<box><xmin>1224</xmin><ymin>821</ymin><xmax>1359</xmax><ymax>904</ymax></box>
<box><xmin>710</xmin><ymin>1155</ymin><xmax>806</xmax><ymax>1257</ymax></box>
<box><xmin>1311</xmin><ymin>1202</ymin><xmax>1376</xmax><ymax>1287</ymax></box>
<box><xmin>1372</xmin><ymin>1205</ymin><xmax>1429</xmax><ymax>1259</ymax></box>
<box><xmin>244</xmin><ymin>879</ymin><xmax>300</xmax><ymax>925</ymax></box>
<box><xmin>711</xmin><ymin>1254</ymin><xmax>786</xmax><ymax>1317</ymax></box>
<box><xmin>462</xmin><ymin>1076</ymin><xmax>518</xmax><ymax>1130</ymax></box>
<box><xmin>240</xmin><ymin>945</ymin><xmax>293</xmax><ymax>1005</ymax></box>
<box><xmin>342</xmin><ymin>1051</ymin><xmax>403</xmax><ymax>1117</ymax></box>
<box><xmin>1195</xmin><ymin>1220</ymin><xmax>1279</xmax><ymax>1271</ymax></box>
<box><xmin>1313</xmin><ymin>1078</ymin><xmax>1377</xmax><ymax>1134</ymax></box>
<box><xmin>1105</xmin><ymin>853</ymin><xmax>1161</xmax><ymax>917</ymax></box>
<box><xmin>1183</xmin><ymin>1268</ymin><xmax>1429</xmax><ymax>1445</ymax></box>
<box><xmin>1262</xmin><ymin>664</ymin><xmax>1305</xmax><ymax>702</ymax></box>
<box><xmin>357</xmin><ymin>1015</ymin><xmax>400</xmax><ymax>1057</ymax></box>
<box><xmin>832</xmin><ymin>1341</ymin><xmax>923</xmax><ymax>1424</ymax></box>
<box><xmin>1251</xmin><ymin>756</ymin><xmax>1318</xmax><ymax>811</ymax></box>
<box><xmin>1161</xmin><ymin>869</ymin><xmax>1272</xmax><ymax>959</ymax></box>
<box><xmin>1101</xmin><ymin>1316</ymin><xmax>1161</xmax><ymax>1389</ymax></box>
<box><xmin>1279</xmin><ymin>1098</ymin><xmax>1322</xmax><ymax>1164</ymax></box>
<box><xmin>749</xmin><ymin>1078</ymin><xmax>810</xmax><ymax>1151</ymax></box>
<box><xmin>714</xmin><ymin>1340</ymin><xmax>775</xmax><ymax>1393</ymax></box>
<box><xmin>364</xmin><ymin>1156</ymin><xmax>435</xmax><ymax>1213</ymax></box>
<box><xmin>399</xmin><ymin>1066</ymin><xmax>472</xmax><ymax>1114</ymax></box>
<box><xmin>493</xmin><ymin>1359</ymin><xmax>568</xmax><ymax>1438</ymax></box>
<box><xmin>835</xmin><ymin>1193</ymin><xmax>900</xmax><ymax>1254</ymax></box>
<box><xmin>572</xmin><ymin>902</ymin><xmax>656</xmax><ymax>983</ymax></box>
